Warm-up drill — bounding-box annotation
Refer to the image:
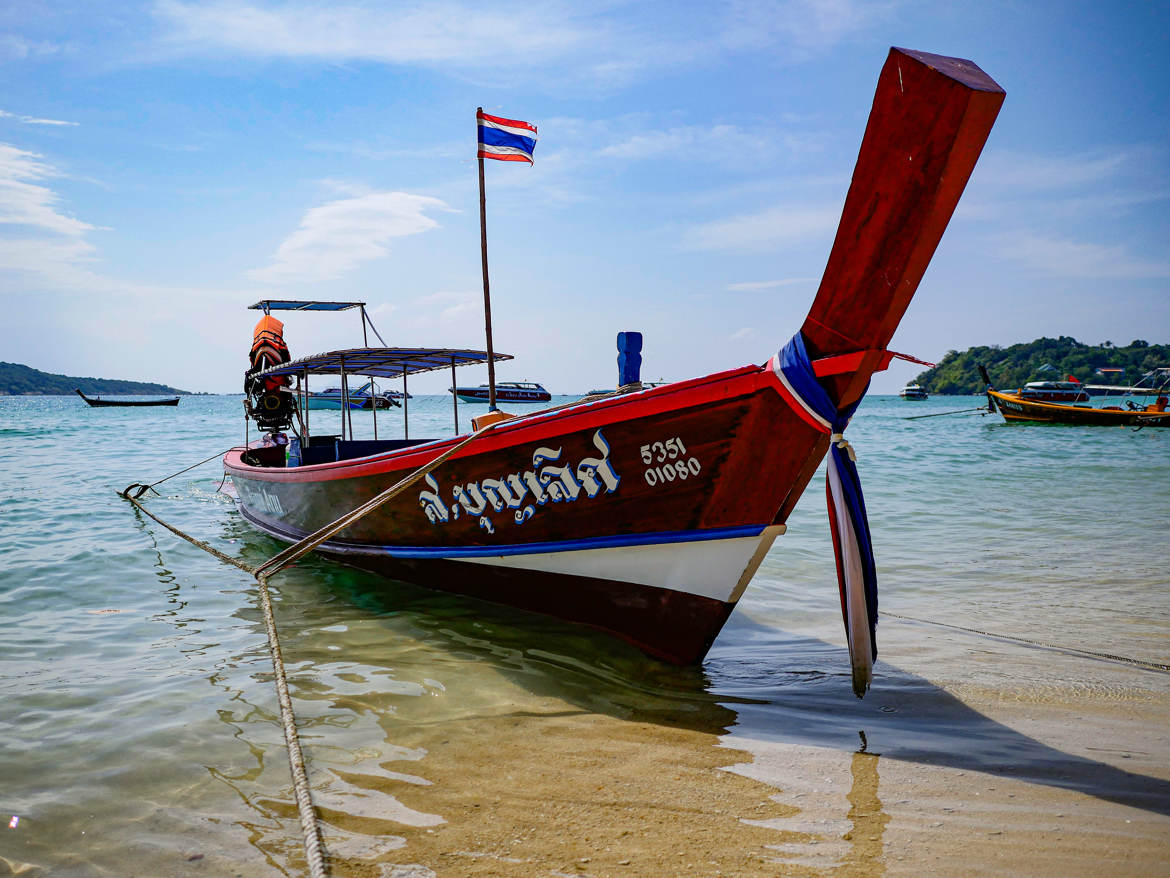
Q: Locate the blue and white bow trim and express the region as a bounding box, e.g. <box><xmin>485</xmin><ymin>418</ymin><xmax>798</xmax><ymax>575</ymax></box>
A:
<box><xmin>772</xmin><ymin>332</ymin><xmax>878</xmax><ymax>697</ymax></box>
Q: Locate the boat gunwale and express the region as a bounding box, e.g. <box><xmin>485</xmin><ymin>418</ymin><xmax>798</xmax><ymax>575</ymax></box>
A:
<box><xmin>225</xmin><ymin>362</ymin><xmax>775</xmax><ymax>483</ymax></box>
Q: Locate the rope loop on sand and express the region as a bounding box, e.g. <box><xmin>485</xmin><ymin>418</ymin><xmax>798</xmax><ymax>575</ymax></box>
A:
<box><xmin>119</xmin><ymin>424</ymin><xmax>496</xmax><ymax>877</ymax></box>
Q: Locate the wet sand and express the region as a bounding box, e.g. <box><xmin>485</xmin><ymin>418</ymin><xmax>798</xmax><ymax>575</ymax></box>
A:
<box><xmin>308</xmin><ymin>675</ymin><xmax>1170</xmax><ymax>877</ymax></box>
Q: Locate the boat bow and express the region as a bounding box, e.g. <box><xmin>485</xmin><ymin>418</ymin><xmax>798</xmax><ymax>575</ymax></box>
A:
<box><xmin>775</xmin><ymin>48</ymin><xmax>1005</xmax><ymax>695</ymax></box>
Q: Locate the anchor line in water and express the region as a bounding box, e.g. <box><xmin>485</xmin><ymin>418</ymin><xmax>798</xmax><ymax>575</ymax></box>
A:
<box><xmin>901</xmin><ymin>406</ymin><xmax>988</xmax><ymax>420</ymax></box>
<box><xmin>120</xmin><ymin>445</ymin><xmax>247</xmax><ymax>500</ymax></box>
<box><xmin>119</xmin><ymin>424</ymin><xmax>495</xmax><ymax>877</ymax></box>
<box><xmin>880</xmin><ymin>610</ymin><xmax>1170</xmax><ymax>673</ymax></box>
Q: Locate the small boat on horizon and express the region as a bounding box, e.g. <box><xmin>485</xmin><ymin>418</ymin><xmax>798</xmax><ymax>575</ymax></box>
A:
<box><xmin>75</xmin><ymin>389</ymin><xmax>179</xmax><ymax>407</ymax></box>
<box><xmin>305</xmin><ymin>381</ymin><xmax>401</xmax><ymax>410</ymax></box>
<box><xmin>451</xmin><ymin>381</ymin><xmax>551</xmax><ymax>403</ymax></box>
<box><xmin>899</xmin><ymin>383</ymin><xmax>928</xmax><ymax>400</ymax></box>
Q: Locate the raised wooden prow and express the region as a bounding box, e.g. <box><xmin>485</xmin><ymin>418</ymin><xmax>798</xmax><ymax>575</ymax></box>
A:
<box><xmin>802</xmin><ymin>48</ymin><xmax>1005</xmax><ymax>408</ymax></box>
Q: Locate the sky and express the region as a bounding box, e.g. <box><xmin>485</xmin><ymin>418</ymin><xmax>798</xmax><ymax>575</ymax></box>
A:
<box><xmin>1</xmin><ymin>0</ymin><xmax>1168</xmax><ymax>395</ymax></box>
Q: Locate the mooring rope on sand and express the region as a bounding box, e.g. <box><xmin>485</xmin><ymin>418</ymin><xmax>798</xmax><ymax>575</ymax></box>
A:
<box><xmin>119</xmin><ymin>424</ymin><xmax>495</xmax><ymax>877</ymax></box>
<box><xmin>880</xmin><ymin>610</ymin><xmax>1170</xmax><ymax>672</ymax></box>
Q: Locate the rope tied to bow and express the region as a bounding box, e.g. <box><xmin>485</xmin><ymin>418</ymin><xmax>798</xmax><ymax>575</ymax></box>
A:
<box><xmin>770</xmin><ymin>331</ymin><xmax>879</xmax><ymax>698</ymax></box>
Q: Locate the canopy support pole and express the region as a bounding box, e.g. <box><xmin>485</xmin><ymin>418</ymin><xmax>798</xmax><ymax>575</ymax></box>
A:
<box><xmin>302</xmin><ymin>368</ymin><xmax>310</xmax><ymax>441</ymax></box>
<box><xmin>451</xmin><ymin>357</ymin><xmax>459</xmax><ymax>434</ymax></box>
<box><xmin>340</xmin><ymin>356</ymin><xmax>350</xmax><ymax>442</ymax></box>
<box><xmin>403</xmin><ymin>370</ymin><xmax>409</xmax><ymax>439</ymax></box>
<box><xmin>371</xmin><ymin>376</ymin><xmax>378</xmax><ymax>440</ymax></box>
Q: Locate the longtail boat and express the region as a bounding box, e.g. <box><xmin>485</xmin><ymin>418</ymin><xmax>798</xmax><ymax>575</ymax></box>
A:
<box><xmin>225</xmin><ymin>48</ymin><xmax>1005</xmax><ymax>694</ymax></box>
<box><xmin>76</xmin><ymin>389</ymin><xmax>180</xmax><ymax>407</ymax></box>
<box><xmin>987</xmin><ymin>389</ymin><xmax>1170</xmax><ymax>427</ymax></box>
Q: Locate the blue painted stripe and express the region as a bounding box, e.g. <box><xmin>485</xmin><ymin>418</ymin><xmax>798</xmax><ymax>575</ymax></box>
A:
<box><xmin>330</xmin><ymin>524</ymin><xmax>768</xmax><ymax>560</ymax></box>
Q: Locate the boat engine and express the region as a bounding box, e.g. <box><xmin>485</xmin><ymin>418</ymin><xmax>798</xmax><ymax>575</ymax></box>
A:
<box><xmin>245</xmin><ymin>314</ymin><xmax>295</xmax><ymax>431</ymax></box>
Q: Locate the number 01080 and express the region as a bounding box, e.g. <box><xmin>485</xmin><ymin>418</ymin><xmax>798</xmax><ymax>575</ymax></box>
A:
<box><xmin>640</xmin><ymin>437</ymin><xmax>701</xmax><ymax>486</ymax></box>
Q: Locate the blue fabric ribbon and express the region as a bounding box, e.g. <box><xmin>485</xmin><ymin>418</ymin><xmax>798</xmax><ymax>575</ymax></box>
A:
<box><xmin>776</xmin><ymin>332</ymin><xmax>879</xmax><ymax>695</ymax></box>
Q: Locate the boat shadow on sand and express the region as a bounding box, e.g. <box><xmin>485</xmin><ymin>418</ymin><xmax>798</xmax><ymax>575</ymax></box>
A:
<box><xmin>255</xmin><ymin>551</ymin><xmax>1170</xmax><ymax>820</ymax></box>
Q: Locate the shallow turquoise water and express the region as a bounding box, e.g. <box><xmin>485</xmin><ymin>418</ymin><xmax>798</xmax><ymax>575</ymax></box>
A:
<box><xmin>1</xmin><ymin>393</ymin><xmax>1167</xmax><ymax>875</ymax></box>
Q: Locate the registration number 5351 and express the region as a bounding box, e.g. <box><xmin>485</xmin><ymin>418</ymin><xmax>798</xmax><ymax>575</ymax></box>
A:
<box><xmin>640</xmin><ymin>437</ymin><xmax>702</xmax><ymax>486</ymax></box>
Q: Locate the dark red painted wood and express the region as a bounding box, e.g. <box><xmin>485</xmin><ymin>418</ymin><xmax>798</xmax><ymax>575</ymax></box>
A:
<box><xmin>802</xmin><ymin>48</ymin><xmax>1005</xmax><ymax>409</ymax></box>
<box><xmin>228</xmin><ymin>370</ymin><xmax>818</xmax><ymax>549</ymax></box>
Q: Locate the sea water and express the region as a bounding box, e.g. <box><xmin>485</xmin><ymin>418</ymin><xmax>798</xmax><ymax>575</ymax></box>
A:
<box><xmin>1</xmin><ymin>394</ymin><xmax>1167</xmax><ymax>876</ymax></box>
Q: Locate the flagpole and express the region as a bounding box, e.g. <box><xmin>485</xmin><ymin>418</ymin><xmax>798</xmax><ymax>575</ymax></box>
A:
<box><xmin>477</xmin><ymin>108</ymin><xmax>498</xmax><ymax>412</ymax></box>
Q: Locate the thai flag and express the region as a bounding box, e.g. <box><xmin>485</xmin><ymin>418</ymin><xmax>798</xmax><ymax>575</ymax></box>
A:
<box><xmin>477</xmin><ymin>110</ymin><xmax>538</xmax><ymax>164</ymax></box>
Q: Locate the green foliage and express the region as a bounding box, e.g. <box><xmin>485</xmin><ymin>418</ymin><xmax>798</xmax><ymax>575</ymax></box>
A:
<box><xmin>0</xmin><ymin>362</ymin><xmax>189</xmax><ymax>396</ymax></box>
<box><xmin>912</xmin><ymin>338</ymin><xmax>1170</xmax><ymax>395</ymax></box>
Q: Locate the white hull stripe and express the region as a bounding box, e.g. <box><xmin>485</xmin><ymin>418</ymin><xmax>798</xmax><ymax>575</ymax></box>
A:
<box><xmin>460</xmin><ymin>529</ymin><xmax>782</xmax><ymax>603</ymax></box>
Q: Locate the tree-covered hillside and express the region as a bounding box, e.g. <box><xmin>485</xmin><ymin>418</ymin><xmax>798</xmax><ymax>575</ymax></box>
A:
<box><xmin>913</xmin><ymin>338</ymin><xmax>1170</xmax><ymax>395</ymax></box>
<box><xmin>0</xmin><ymin>362</ymin><xmax>190</xmax><ymax>396</ymax></box>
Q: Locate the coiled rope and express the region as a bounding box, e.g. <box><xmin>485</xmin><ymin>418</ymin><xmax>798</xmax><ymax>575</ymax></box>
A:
<box><xmin>120</xmin><ymin>424</ymin><xmax>495</xmax><ymax>877</ymax></box>
<box><xmin>880</xmin><ymin>610</ymin><xmax>1170</xmax><ymax>673</ymax></box>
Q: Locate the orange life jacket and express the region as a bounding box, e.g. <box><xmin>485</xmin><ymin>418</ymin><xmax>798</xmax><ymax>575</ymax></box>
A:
<box><xmin>250</xmin><ymin>314</ymin><xmax>290</xmax><ymax>388</ymax></box>
<box><xmin>251</xmin><ymin>315</ymin><xmax>289</xmax><ymax>363</ymax></box>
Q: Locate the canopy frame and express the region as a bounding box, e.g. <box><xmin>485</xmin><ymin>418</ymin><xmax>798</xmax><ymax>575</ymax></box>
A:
<box><xmin>258</xmin><ymin>347</ymin><xmax>513</xmax><ymax>442</ymax></box>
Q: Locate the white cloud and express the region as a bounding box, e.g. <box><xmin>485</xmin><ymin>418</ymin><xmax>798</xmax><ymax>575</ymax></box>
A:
<box><xmin>599</xmin><ymin>124</ymin><xmax>767</xmax><ymax>161</ymax></box>
<box><xmin>0</xmin><ymin>35</ymin><xmax>63</xmax><ymax>61</ymax></box>
<box><xmin>248</xmin><ymin>190</ymin><xmax>451</xmax><ymax>284</ymax></box>
<box><xmin>0</xmin><ymin>236</ymin><xmax>105</xmax><ymax>290</ymax></box>
<box><xmin>720</xmin><ymin>0</ymin><xmax>902</xmax><ymax>54</ymax></box>
<box><xmin>683</xmin><ymin>203</ymin><xmax>839</xmax><ymax>251</ymax></box>
<box><xmin>1000</xmin><ymin>234</ymin><xmax>1170</xmax><ymax>280</ymax></box>
<box><xmin>0</xmin><ymin>143</ymin><xmax>95</xmax><ymax>236</ymax></box>
<box><xmin>978</xmin><ymin>149</ymin><xmax>1132</xmax><ymax>192</ymax></box>
<box><xmin>0</xmin><ymin>109</ymin><xmax>79</xmax><ymax>127</ymax></box>
<box><xmin>729</xmin><ymin>327</ymin><xmax>756</xmax><ymax>341</ymax></box>
<box><xmin>725</xmin><ymin>277</ymin><xmax>815</xmax><ymax>291</ymax></box>
<box><xmin>151</xmin><ymin>0</ymin><xmax>897</xmax><ymax>85</ymax></box>
<box><xmin>154</xmin><ymin>0</ymin><xmax>590</xmax><ymax>67</ymax></box>
<box><xmin>0</xmin><ymin>142</ymin><xmax>107</xmax><ymax>290</ymax></box>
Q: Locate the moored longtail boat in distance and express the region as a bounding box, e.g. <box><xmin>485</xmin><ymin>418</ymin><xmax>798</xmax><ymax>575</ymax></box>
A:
<box><xmin>75</xmin><ymin>389</ymin><xmax>180</xmax><ymax>407</ymax></box>
<box><xmin>986</xmin><ymin>388</ymin><xmax>1170</xmax><ymax>427</ymax></box>
<box><xmin>225</xmin><ymin>48</ymin><xmax>1006</xmax><ymax>695</ymax></box>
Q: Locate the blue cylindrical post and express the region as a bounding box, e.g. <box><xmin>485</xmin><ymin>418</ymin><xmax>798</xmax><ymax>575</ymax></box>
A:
<box><xmin>617</xmin><ymin>331</ymin><xmax>642</xmax><ymax>388</ymax></box>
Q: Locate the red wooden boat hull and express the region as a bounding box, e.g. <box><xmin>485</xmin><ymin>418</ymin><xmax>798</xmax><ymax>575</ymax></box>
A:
<box><xmin>227</xmin><ymin>366</ymin><xmax>819</xmax><ymax>662</ymax></box>
<box><xmin>226</xmin><ymin>47</ymin><xmax>1006</xmax><ymax>665</ymax></box>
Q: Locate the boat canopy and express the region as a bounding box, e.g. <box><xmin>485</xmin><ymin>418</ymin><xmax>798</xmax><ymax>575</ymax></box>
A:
<box><xmin>248</xmin><ymin>299</ymin><xmax>366</xmax><ymax>312</ymax></box>
<box><xmin>256</xmin><ymin>347</ymin><xmax>513</xmax><ymax>380</ymax></box>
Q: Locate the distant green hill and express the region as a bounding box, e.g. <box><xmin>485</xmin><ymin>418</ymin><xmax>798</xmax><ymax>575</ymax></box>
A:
<box><xmin>0</xmin><ymin>362</ymin><xmax>190</xmax><ymax>396</ymax></box>
<box><xmin>912</xmin><ymin>338</ymin><xmax>1170</xmax><ymax>395</ymax></box>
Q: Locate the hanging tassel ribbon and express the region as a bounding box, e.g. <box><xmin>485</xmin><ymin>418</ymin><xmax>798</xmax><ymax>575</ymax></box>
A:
<box><xmin>770</xmin><ymin>332</ymin><xmax>879</xmax><ymax>697</ymax></box>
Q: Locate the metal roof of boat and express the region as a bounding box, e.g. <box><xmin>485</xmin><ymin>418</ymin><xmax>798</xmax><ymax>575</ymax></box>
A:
<box><xmin>256</xmin><ymin>347</ymin><xmax>513</xmax><ymax>379</ymax></box>
<box><xmin>248</xmin><ymin>299</ymin><xmax>365</xmax><ymax>312</ymax></box>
